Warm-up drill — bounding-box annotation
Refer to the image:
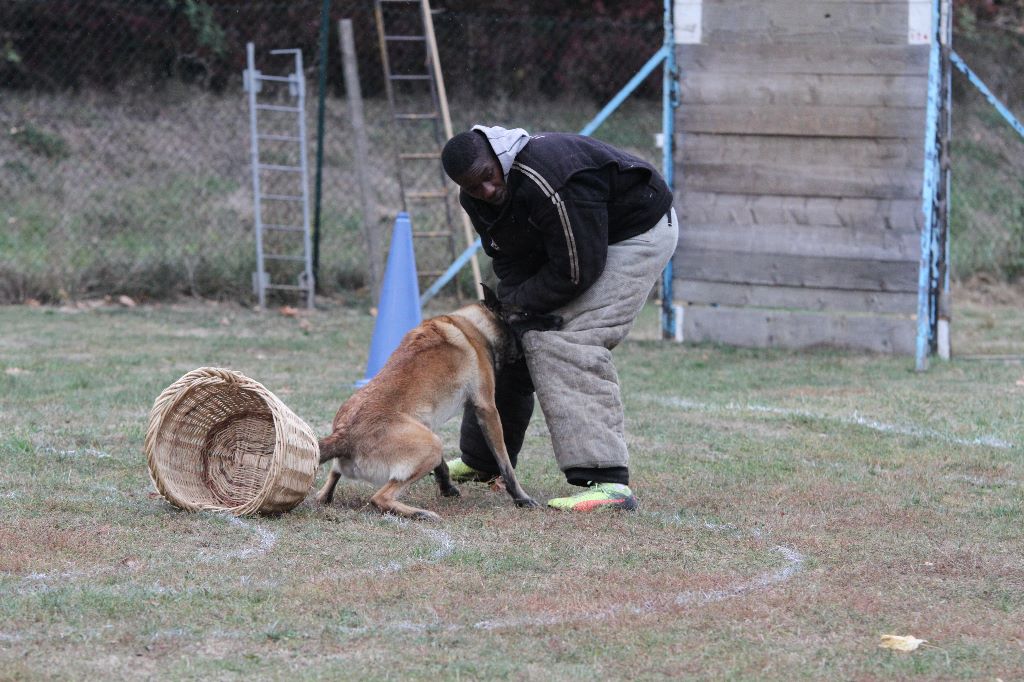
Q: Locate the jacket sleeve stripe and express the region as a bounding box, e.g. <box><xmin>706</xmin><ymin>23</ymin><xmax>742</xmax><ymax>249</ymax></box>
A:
<box><xmin>512</xmin><ymin>161</ymin><xmax>580</xmax><ymax>285</ymax></box>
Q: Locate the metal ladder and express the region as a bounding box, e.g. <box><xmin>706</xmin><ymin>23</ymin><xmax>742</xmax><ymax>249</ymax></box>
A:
<box><xmin>244</xmin><ymin>42</ymin><xmax>314</xmax><ymax>309</ymax></box>
<box><xmin>374</xmin><ymin>0</ymin><xmax>482</xmax><ymax>299</ymax></box>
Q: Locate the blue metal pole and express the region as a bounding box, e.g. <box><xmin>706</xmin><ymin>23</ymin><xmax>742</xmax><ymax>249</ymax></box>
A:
<box><xmin>916</xmin><ymin>0</ymin><xmax>942</xmax><ymax>371</ymax></box>
<box><xmin>579</xmin><ymin>46</ymin><xmax>669</xmax><ymax>137</ymax></box>
<box><xmin>420</xmin><ymin>237</ymin><xmax>482</xmax><ymax>306</ymax></box>
<box><xmin>950</xmin><ymin>51</ymin><xmax>1024</xmax><ymax>141</ymax></box>
<box><xmin>660</xmin><ymin>0</ymin><xmax>677</xmax><ymax>340</ymax></box>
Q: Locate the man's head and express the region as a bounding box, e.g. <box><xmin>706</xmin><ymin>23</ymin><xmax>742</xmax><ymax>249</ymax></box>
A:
<box><xmin>442</xmin><ymin>131</ymin><xmax>507</xmax><ymax>205</ymax></box>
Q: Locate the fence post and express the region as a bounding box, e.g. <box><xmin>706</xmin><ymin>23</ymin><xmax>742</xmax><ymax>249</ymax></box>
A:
<box><xmin>312</xmin><ymin>0</ymin><xmax>332</xmax><ymax>293</ymax></box>
<box><xmin>339</xmin><ymin>19</ymin><xmax>383</xmax><ymax>304</ymax></box>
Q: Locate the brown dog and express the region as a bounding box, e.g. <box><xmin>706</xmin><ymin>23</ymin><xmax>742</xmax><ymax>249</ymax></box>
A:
<box><xmin>316</xmin><ymin>287</ymin><xmax>558</xmax><ymax>520</ymax></box>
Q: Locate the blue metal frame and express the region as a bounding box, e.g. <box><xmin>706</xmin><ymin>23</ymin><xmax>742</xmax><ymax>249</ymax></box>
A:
<box><xmin>420</xmin><ymin>236</ymin><xmax>482</xmax><ymax>305</ymax></box>
<box><xmin>950</xmin><ymin>51</ymin><xmax>1024</xmax><ymax>140</ymax></box>
<box><xmin>420</xmin><ymin>0</ymin><xmax>679</xmax><ymax>311</ymax></box>
<box><xmin>578</xmin><ymin>46</ymin><xmax>670</xmax><ymax>137</ymax></box>
<box><xmin>916</xmin><ymin>0</ymin><xmax>942</xmax><ymax>371</ymax></box>
<box><xmin>915</xmin><ymin>32</ymin><xmax>1023</xmax><ymax>368</ymax></box>
<box><xmin>660</xmin><ymin>0</ymin><xmax>678</xmax><ymax>340</ymax></box>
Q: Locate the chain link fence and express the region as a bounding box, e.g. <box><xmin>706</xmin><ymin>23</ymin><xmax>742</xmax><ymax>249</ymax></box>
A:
<box><xmin>0</xmin><ymin>1</ymin><xmax>664</xmax><ymax>304</ymax></box>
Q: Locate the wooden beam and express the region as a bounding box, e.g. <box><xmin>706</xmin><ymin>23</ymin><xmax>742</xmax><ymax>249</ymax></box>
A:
<box><xmin>700</xmin><ymin>1</ymin><xmax>912</xmax><ymax>45</ymax></box>
<box><xmin>680</xmin><ymin>73</ymin><xmax>928</xmax><ymax>108</ymax></box>
<box><xmin>679</xmin><ymin>223</ymin><xmax>922</xmax><ymax>261</ymax></box>
<box><xmin>675</xmin><ymin>249</ymin><xmax>920</xmax><ymax>291</ymax></box>
<box><xmin>679</xmin><ymin>104</ymin><xmax>926</xmax><ymax>138</ymax></box>
<box><xmin>681</xmin><ymin>161</ymin><xmax>923</xmax><ymax>199</ymax></box>
<box><xmin>680</xmin><ymin>305</ymin><xmax>917</xmax><ymax>354</ymax></box>
<box><xmin>674</xmin><ymin>279</ymin><xmax>918</xmax><ymax>314</ymax></box>
<box><xmin>679</xmin><ymin>134</ymin><xmax>924</xmax><ymax>170</ymax></box>
<box><xmin>677</xmin><ymin>44</ymin><xmax>929</xmax><ymax>76</ymax></box>
<box><xmin>676</xmin><ymin>191</ymin><xmax>924</xmax><ymax>231</ymax></box>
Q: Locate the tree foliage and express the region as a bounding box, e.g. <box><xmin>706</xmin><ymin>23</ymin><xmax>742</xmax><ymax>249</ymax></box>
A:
<box><xmin>0</xmin><ymin>0</ymin><xmax>663</xmax><ymax>99</ymax></box>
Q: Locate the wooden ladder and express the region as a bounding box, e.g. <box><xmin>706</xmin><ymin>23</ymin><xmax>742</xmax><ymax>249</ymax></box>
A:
<box><xmin>374</xmin><ymin>0</ymin><xmax>482</xmax><ymax>300</ymax></box>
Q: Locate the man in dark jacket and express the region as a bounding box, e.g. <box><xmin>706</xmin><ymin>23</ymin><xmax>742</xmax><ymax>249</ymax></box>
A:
<box><xmin>441</xmin><ymin>125</ymin><xmax>677</xmax><ymax>511</ymax></box>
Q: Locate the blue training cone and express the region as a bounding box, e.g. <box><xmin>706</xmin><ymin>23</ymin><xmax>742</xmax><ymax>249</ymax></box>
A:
<box><xmin>357</xmin><ymin>212</ymin><xmax>421</xmax><ymax>386</ymax></box>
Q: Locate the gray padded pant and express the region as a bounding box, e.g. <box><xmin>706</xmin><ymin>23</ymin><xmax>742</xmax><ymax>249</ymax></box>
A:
<box><xmin>522</xmin><ymin>208</ymin><xmax>678</xmax><ymax>473</ymax></box>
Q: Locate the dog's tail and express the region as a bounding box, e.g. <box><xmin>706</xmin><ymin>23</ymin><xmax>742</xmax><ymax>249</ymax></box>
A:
<box><xmin>318</xmin><ymin>431</ymin><xmax>347</xmax><ymax>464</ymax></box>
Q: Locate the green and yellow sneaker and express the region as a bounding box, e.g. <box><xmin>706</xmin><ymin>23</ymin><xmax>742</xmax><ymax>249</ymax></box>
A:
<box><xmin>444</xmin><ymin>458</ymin><xmax>498</xmax><ymax>483</ymax></box>
<box><xmin>547</xmin><ymin>482</ymin><xmax>638</xmax><ymax>512</ymax></box>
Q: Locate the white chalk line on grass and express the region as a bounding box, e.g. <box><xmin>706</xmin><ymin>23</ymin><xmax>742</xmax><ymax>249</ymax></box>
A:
<box><xmin>376</xmin><ymin>515</ymin><xmax>454</xmax><ymax>573</ymax></box>
<box><xmin>9</xmin><ymin>510</ymin><xmax>280</xmax><ymax>595</ymax></box>
<box><xmin>38</xmin><ymin>445</ymin><xmax>112</xmax><ymax>459</ymax></box>
<box><xmin>384</xmin><ymin>511</ymin><xmax>805</xmax><ymax>633</ymax></box>
<box><xmin>8</xmin><ymin>511</ymin><xmax>445</xmax><ymax>597</ymax></box>
<box><xmin>197</xmin><ymin>515</ymin><xmax>278</xmax><ymax>563</ymax></box>
<box><xmin>648</xmin><ymin>395</ymin><xmax>1015</xmax><ymax>450</ymax></box>
<box><xmin>6</xmin><ymin>510</ymin><xmax>804</xmax><ymax>642</ymax></box>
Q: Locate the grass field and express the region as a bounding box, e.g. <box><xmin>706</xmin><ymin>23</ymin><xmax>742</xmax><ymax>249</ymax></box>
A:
<box><xmin>1</xmin><ymin>289</ymin><xmax>1022</xmax><ymax>680</ymax></box>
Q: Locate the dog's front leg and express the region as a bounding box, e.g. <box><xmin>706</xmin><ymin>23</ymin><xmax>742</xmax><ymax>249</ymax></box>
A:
<box><xmin>432</xmin><ymin>459</ymin><xmax>460</xmax><ymax>498</ymax></box>
<box><xmin>472</xmin><ymin>403</ymin><xmax>538</xmax><ymax>508</ymax></box>
<box><xmin>315</xmin><ymin>464</ymin><xmax>343</xmax><ymax>505</ymax></box>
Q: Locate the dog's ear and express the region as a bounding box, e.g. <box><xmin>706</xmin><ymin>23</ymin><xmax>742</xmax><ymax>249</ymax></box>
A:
<box><xmin>480</xmin><ymin>283</ymin><xmax>501</xmax><ymax>312</ymax></box>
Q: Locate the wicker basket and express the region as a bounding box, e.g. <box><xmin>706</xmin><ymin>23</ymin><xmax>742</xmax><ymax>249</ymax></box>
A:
<box><xmin>145</xmin><ymin>367</ymin><xmax>319</xmax><ymax>516</ymax></box>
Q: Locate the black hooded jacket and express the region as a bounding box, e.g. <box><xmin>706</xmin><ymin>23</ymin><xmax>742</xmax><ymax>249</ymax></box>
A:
<box><xmin>458</xmin><ymin>133</ymin><xmax>674</xmax><ymax>313</ymax></box>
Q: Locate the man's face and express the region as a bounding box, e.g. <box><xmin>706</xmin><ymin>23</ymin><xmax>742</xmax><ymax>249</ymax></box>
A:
<box><xmin>454</xmin><ymin>157</ymin><xmax>507</xmax><ymax>206</ymax></box>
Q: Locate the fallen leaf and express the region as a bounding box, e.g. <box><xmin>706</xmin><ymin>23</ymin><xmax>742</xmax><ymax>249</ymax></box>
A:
<box><xmin>220</xmin><ymin>317</ymin><xmax>230</xmax><ymax>326</ymax></box>
<box><xmin>1016</xmin><ymin>376</ymin><xmax>1024</xmax><ymax>387</ymax></box>
<box><xmin>298</xmin><ymin>318</ymin><xmax>313</xmax><ymax>332</ymax></box>
<box><xmin>280</xmin><ymin>306</ymin><xmax>299</xmax><ymax>317</ymax></box>
<box><xmin>5</xmin><ymin>367</ymin><xmax>28</xmax><ymax>376</ymax></box>
<box><xmin>118</xmin><ymin>295</ymin><xmax>137</xmax><ymax>307</ymax></box>
<box><xmin>25</xmin><ymin>298</ymin><xmax>40</xmax><ymax>307</ymax></box>
<box><xmin>879</xmin><ymin>634</ymin><xmax>926</xmax><ymax>652</ymax></box>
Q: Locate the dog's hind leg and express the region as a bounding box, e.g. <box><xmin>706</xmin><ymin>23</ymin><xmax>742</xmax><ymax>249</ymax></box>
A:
<box><xmin>370</xmin><ymin>478</ymin><xmax>439</xmax><ymax>521</ymax></box>
<box><xmin>370</xmin><ymin>423</ymin><xmax>446</xmax><ymax>520</ymax></box>
<box><xmin>315</xmin><ymin>463</ymin><xmax>343</xmax><ymax>506</ymax></box>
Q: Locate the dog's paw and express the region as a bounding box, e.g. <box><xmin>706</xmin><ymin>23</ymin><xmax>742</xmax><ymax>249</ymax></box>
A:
<box><xmin>440</xmin><ymin>485</ymin><xmax>461</xmax><ymax>498</ymax></box>
<box><xmin>411</xmin><ymin>510</ymin><xmax>442</xmax><ymax>521</ymax></box>
<box><xmin>514</xmin><ymin>497</ymin><xmax>540</xmax><ymax>509</ymax></box>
